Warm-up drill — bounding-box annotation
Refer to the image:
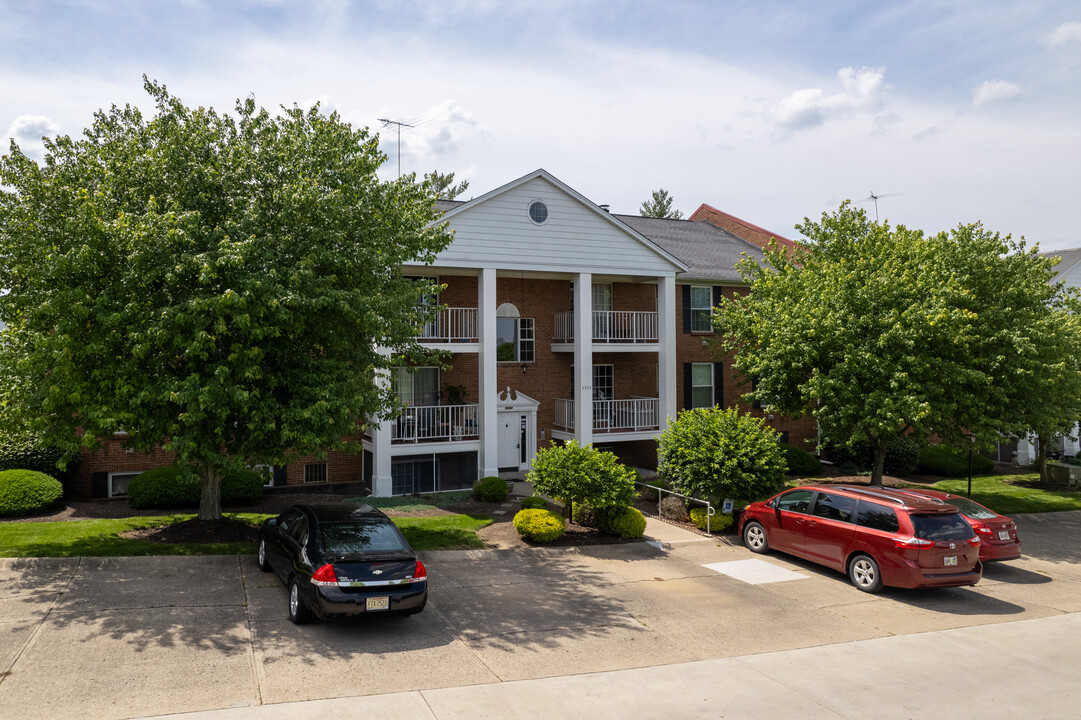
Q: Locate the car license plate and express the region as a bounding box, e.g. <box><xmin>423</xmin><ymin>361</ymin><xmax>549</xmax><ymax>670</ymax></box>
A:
<box><xmin>944</xmin><ymin>555</ymin><xmax>957</xmax><ymax>566</ymax></box>
<box><xmin>366</xmin><ymin>596</ymin><xmax>389</xmax><ymax>611</ymax></box>
<box><xmin>998</xmin><ymin>530</ymin><xmax>1011</xmax><ymax>541</ymax></box>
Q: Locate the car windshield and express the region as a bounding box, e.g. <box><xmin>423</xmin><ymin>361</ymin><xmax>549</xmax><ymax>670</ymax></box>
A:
<box><xmin>911</xmin><ymin>513</ymin><xmax>976</xmax><ymax>541</ymax></box>
<box><xmin>320</xmin><ymin>521</ymin><xmax>409</xmax><ymax>555</ymax></box>
<box><xmin>943</xmin><ymin>497</ymin><xmax>998</xmax><ymax>520</ymax></box>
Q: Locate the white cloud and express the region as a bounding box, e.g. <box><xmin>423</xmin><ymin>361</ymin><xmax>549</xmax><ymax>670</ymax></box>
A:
<box><xmin>972</xmin><ymin>80</ymin><xmax>1021</xmax><ymax>108</ymax></box>
<box><xmin>1045</xmin><ymin>21</ymin><xmax>1081</xmax><ymax>47</ymax></box>
<box><xmin>398</xmin><ymin>100</ymin><xmax>490</xmax><ymax>163</ymax></box>
<box><xmin>4</xmin><ymin>114</ymin><xmax>61</xmax><ymax>159</ymax></box>
<box><xmin>768</xmin><ymin>66</ymin><xmax>888</xmax><ymax>133</ymax></box>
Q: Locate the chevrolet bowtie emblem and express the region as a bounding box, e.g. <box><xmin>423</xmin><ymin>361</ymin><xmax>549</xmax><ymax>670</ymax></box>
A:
<box><xmin>372</xmin><ymin>569</ymin><xmax>383</xmax><ymax>575</ymax></box>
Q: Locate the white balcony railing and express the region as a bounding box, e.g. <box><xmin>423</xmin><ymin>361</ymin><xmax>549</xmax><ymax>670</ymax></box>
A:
<box><xmin>418</xmin><ymin>308</ymin><xmax>478</xmax><ymax>343</ymax></box>
<box><xmin>553</xmin><ymin>397</ymin><xmax>659</xmax><ymax>433</ymax></box>
<box><xmin>553</xmin><ymin>311</ymin><xmax>658</xmax><ymax>343</ymax></box>
<box><xmin>392</xmin><ymin>404</ymin><xmax>479</xmax><ymax>444</ymax></box>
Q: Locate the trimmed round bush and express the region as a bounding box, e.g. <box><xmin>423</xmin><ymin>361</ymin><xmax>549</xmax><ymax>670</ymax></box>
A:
<box><xmin>572</xmin><ymin>501</ymin><xmax>600</xmax><ymax>527</ymax></box>
<box><xmin>601</xmin><ymin>506</ymin><xmax>647</xmax><ymax>539</ymax></box>
<box><xmin>0</xmin><ymin>469</ymin><xmax>64</xmax><ymax>517</ymax></box>
<box><xmin>689</xmin><ymin>507</ymin><xmax>734</xmax><ymax>533</ymax></box>
<box><xmin>915</xmin><ymin>445</ymin><xmax>994</xmax><ymax>477</ymax></box>
<box><xmin>781</xmin><ymin>443</ymin><xmax>822</xmax><ymax>476</ymax></box>
<box><xmin>519</xmin><ymin>495</ymin><xmax>548</xmax><ymax>510</ymax></box>
<box><xmin>473</xmin><ymin>476</ymin><xmax>509</xmax><ymax>502</ymax></box>
<box><xmin>838</xmin><ymin>460</ymin><xmax>860</xmax><ymax>475</ymax></box>
<box><xmin>513</xmin><ymin>508</ymin><xmax>566</xmax><ymax>542</ymax></box>
<box><xmin>128</xmin><ymin>466</ymin><xmax>264</xmax><ymax>509</ymax></box>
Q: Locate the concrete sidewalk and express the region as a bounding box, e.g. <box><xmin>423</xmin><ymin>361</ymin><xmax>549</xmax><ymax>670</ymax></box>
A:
<box><xmin>149</xmin><ymin>611</ymin><xmax>1081</xmax><ymax>719</ymax></box>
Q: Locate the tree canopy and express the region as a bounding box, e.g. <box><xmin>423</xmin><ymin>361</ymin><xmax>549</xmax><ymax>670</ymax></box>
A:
<box><xmin>424</xmin><ymin>170</ymin><xmax>470</xmax><ymax>200</ymax></box>
<box><xmin>716</xmin><ymin>202</ymin><xmax>1081</xmax><ymax>486</ymax></box>
<box><xmin>639</xmin><ymin>188</ymin><xmax>683</xmax><ymax>219</ymax></box>
<box><xmin>0</xmin><ymin>79</ymin><xmax>452</xmax><ymax>519</ymax></box>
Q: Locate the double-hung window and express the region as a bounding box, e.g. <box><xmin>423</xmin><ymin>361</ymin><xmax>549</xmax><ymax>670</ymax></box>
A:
<box><xmin>689</xmin><ymin>286</ymin><xmax>713</xmax><ymax>332</ymax></box>
<box><xmin>690</xmin><ymin>363</ymin><xmax>714</xmax><ymax>408</ymax></box>
<box><xmin>496</xmin><ymin>318</ymin><xmax>535</xmax><ymax>362</ymax></box>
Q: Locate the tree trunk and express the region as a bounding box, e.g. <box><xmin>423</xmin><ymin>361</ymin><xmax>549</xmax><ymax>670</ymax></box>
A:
<box><xmin>198</xmin><ymin>461</ymin><xmax>224</xmax><ymax>521</ymax></box>
<box><xmin>1037</xmin><ymin>433</ymin><xmax>1050</xmax><ymax>484</ymax></box>
<box><xmin>869</xmin><ymin>442</ymin><xmax>887</xmax><ymax>487</ymax></box>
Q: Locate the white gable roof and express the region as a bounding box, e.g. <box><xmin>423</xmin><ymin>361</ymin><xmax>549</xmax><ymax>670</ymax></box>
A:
<box><xmin>429</xmin><ymin>169</ymin><xmax>688</xmax><ymax>276</ymax></box>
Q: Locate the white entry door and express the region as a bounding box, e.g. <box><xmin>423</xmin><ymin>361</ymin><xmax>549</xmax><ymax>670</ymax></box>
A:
<box><xmin>498</xmin><ymin>412</ymin><xmax>524</xmax><ymax>469</ymax></box>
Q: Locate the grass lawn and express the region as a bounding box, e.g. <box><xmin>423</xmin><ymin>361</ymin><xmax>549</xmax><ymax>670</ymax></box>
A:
<box><xmin>928</xmin><ymin>473</ymin><xmax>1081</xmax><ymax>515</ymax></box>
<box><xmin>0</xmin><ymin>506</ymin><xmax>493</xmax><ymax>557</ymax></box>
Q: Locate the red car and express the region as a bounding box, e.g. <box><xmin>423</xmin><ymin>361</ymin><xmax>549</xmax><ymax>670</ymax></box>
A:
<box><xmin>890</xmin><ymin>488</ymin><xmax>1021</xmax><ymax>562</ymax></box>
<box><xmin>740</xmin><ymin>485</ymin><xmax>982</xmax><ymax>593</ymax></box>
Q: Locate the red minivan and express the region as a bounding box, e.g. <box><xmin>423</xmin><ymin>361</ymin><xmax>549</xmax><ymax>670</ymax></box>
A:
<box><xmin>739</xmin><ymin>485</ymin><xmax>983</xmax><ymax>592</ymax></box>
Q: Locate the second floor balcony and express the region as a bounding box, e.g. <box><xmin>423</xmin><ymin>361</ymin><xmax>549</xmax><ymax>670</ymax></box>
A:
<box><xmin>553</xmin><ymin>311</ymin><xmax>658</xmax><ymax>344</ymax></box>
<box><xmin>417</xmin><ymin>308</ymin><xmax>478</xmax><ymax>343</ymax></box>
<box><xmin>553</xmin><ymin>397</ymin><xmax>660</xmax><ymax>434</ymax></box>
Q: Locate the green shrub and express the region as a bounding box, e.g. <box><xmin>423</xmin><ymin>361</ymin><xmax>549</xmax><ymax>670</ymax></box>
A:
<box><xmin>528</xmin><ymin>440</ymin><xmax>636</xmax><ymax>515</ymax></box>
<box><xmin>916</xmin><ymin>445</ymin><xmax>994</xmax><ymax>477</ymax></box>
<box><xmin>781</xmin><ymin>443</ymin><xmax>822</xmax><ymax>476</ymax></box>
<box><xmin>512</xmin><ymin>509</ymin><xmax>566</xmax><ymax>542</ymax></box>
<box><xmin>572</xmin><ymin>501</ymin><xmax>600</xmax><ymax>527</ymax></box>
<box><xmin>884</xmin><ymin>436</ymin><xmax>923</xmax><ymax>477</ymax></box>
<box><xmin>600</xmin><ymin>506</ymin><xmax>647</xmax><ymax>539</ymax></box>
<box><xmin>128</xmin><ymin>465</ymin><xmax>264</xmax><ymax>509</ymax></box>
<box><xmin>838</xmin><ymin>460</ymin><xmax>859</xmax><ymax>475</ymax></box>
<box><xmin>689</xmin><ymin>507</ymin><xmax>734</xmax><ymax>533</ymax></box>
<box><xmin>658</xmin><ymin>407</ymin><xmax>786</xmax><ymax>501</ymax></box>
<box><xmin>0</xmin><ymin>433</ymin><xmax>80</xmax><ymax>483</ymax></box>
<box><xmin>659</xmin><ymin>495</ymin><xmax>689</xmax><ymax>521</ymax></box>
<box><xmin>222</xmin><ymin>467</ymin><xmax>265</xmax><ymax>504</ymax></box>
<box><xmin>473</xmin><ymin>476</ymin><xmax>509</xmax><ymax>502</ymax></box>
<box><xmin>519</xmin><ymin>496</ymin><xmax>548</xmax><ymax>510</ymax></box>
<box><xmin>0</xmin><ymin>469</ymin><xmax>64</xmax><ymax>517</ymax></box>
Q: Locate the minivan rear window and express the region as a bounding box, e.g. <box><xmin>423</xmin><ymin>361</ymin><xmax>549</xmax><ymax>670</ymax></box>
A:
<box><xmin>856</xmin><ymin>500</ymin><xmax>900</xmax><ymax>532</ymax></box>
<box><xmin>911</xmin><ymin>513</ymin><xmax>975</xmax><ymax>541</ymax></box>
<box><xmin>320</xmin><ymin>521</ymin><xmax>409</xmax><ymax>555</ymax></box>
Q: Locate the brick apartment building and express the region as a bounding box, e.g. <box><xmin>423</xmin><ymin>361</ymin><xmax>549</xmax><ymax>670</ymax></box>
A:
<box><xmin>74</xmin><ymin>169</ymin><xmax>815</xmax><ymax>499</ymax></box>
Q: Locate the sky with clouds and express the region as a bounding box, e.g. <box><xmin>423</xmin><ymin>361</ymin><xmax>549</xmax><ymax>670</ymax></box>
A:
<box><xmin>2</xmin><ymin>0</ymin><xmax>1079</xmax><ymax>248</ymax></box>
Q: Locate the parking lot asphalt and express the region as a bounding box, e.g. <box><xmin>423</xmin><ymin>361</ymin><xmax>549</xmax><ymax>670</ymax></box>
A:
<box><xmin>1</xmin><ymin>511</ymin><xmax>1079</xmax><ymax>719</ymax></box>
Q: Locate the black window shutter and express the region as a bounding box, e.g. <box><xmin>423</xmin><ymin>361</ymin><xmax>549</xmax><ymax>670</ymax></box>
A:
<box><xmin>713</xmin><ymin>362</ymin><xmax>724</xmax><ymax>407</ymax></box>
<box><xmin>91</xmin><ymin>472</ymin><xmax>108</xmax><ymax>498</ymax></box>
<box><xmin>683</xmin><ymin>363</ymin><xmax>693</xmax><ymax>410</ymax></box>
<box><xmin>273</xmin><ymin>465</ymin><xmax>288</xmax><ymax>487</ymax></box>
<box><xmin>682</xmin><ymin>285</ymin><xmax>691</xmax><ymax>333</ymax></box>
<box><xmin>712</xmin><ymin>286</ymin><xmax>723</xmax><ymax>307</ymax></box>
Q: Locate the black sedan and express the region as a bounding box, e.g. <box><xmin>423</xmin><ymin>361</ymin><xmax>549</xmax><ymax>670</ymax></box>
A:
<box><xmin>257</xmin><ymin>503</ymin><xmax>428</xmax><ymax>624</ymax></box>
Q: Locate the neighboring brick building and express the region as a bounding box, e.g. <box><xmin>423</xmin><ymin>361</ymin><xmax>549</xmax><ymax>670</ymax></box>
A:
<box><xmin>73</xmin><ymin>169</ymin><xmax>817</xmax><ymax>499</ymax></box>
<box><xmin>689</xmin><ymin>203</ymin><xmax>798</xmax><ymax>252</ymax></box>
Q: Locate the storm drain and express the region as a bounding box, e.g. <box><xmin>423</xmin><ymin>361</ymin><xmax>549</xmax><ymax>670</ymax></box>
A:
<box><xmin>702</xmin><ymin>559</ymin><xmax>809</xmax><ymax>584</ymax></box>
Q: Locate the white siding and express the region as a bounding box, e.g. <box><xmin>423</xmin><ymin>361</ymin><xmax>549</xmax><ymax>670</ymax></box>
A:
<box><xmin>435</xmin><ymin>176</ymin><xmax>677</xmax><ymax>276</ymax></box>
<box><xmin>1060</xmin><ymin>262</ymin><xmax>1081</xmax><ymax>291</ymax></box>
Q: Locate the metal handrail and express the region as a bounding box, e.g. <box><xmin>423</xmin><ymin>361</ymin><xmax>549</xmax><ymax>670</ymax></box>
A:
<box><xmin>634</xmin><ymin>480</ymin><xmax>716</xmax><ymax>535</ymax></box>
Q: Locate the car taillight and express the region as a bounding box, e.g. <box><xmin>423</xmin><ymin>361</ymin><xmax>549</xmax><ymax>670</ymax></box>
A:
<box><xmin>893</xmin><ymin>536</ymin><xmax>936</xmax><ymax>548</ymax></box>
<box><xmin>966</xmin><ymin>536</ymin><xmax>981</xmax><ymax>547</ymax></box>
<box><xmin>311</xmin><ymin>563</ymin><xmax>338</xmax><ymax>585</ymax></box>
<box><xmin>972</xmin><ymin>524</ymin><xmax>992</xmax><ymax>535</ymax></box>
<box><xmin>413</xmin><ymin>560</ymin><xmax>427</xmax><ymax>580</ymax></box>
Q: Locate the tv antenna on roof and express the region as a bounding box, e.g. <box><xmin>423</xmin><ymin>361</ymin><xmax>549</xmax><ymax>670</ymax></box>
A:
<box><xmin>860</xmin><ymin>191</ymin><xmax>903</xmax><ymax>222</ymax></box>
<box><xmin>377</xmin><ymin>118</ymin><xmax>416</xmax><ymax>178</ymax></box>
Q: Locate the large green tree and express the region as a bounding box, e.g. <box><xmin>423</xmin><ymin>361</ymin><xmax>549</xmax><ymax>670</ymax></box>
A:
<box><xmin>0</xmin><ymin>79</ymin><xmax>451</xmax><ymax>520</ymax></box>
<box><xmin>716</xmin><ymin>202</ymin><xmax>1081</xmax><ymax>486</ymax></box>
<box><xmin>424</xmin><ymin>170</ymin><xmax>469</xmax><ymax>200</ymax></box>
<box><xmin>639</xmin><ymin>188</ymin><xmax>683</xmax><ymax>219</ymax></box>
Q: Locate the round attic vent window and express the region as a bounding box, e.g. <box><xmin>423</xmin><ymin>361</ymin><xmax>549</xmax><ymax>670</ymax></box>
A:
<box><xmin>528</xmin><ymin>200</ymin><xmax>549</xmax><ymax>225</ymax></box>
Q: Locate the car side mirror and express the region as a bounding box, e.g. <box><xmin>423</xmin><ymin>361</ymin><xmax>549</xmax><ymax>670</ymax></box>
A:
<box><xmin>266</xmin><ymin>518</ymin><xmax>278</xmax><ymax>527</ymax></box>
<box><xmin>766</xmin><ymin>499</ymin><xmax>777</xmax><ymax>510</ymax></box>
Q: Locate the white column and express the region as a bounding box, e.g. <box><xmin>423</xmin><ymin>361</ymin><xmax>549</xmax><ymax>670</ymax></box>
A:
<box><xmin>1015</xmin><ymin>435</ymin><xmax>1034</xmax><ymax>465</ymax></box>
<box><xmin>479</xmin><ymin>268</ymin><xmax>500</xmax><ymax>476</ymax></box>
<box><xmin>1066</xmin><ymin>424</ymin><xmax>1080</xmax><ymax>456</ymax></box>
<box><xmin>574</xmin><ymin>272</ymin><xmax>593</xmax><ymax>446</ymax></box>
<box><xmin>657</xmin><ymin>274</ymin><xmax>677</xmax><ymax>432</ymax></box>
<box><xmin>370</xmin><ymin>366</ymin><xmax>394</xmax><ymax>496</ymax></box>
